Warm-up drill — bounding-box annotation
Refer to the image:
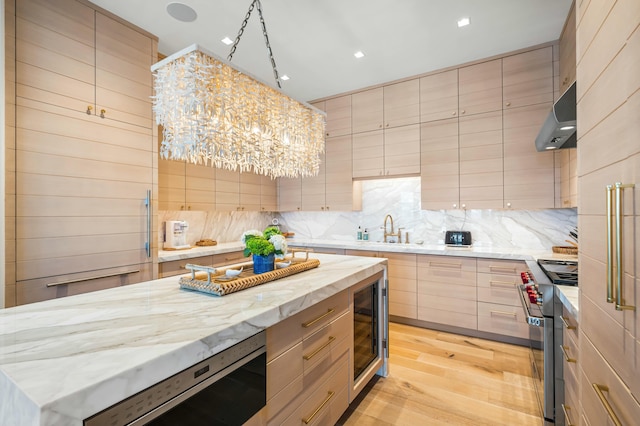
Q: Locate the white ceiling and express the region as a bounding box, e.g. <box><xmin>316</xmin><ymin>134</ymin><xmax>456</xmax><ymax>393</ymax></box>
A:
<box><xmin>88</xmin><ymin>0</ymin><xmax>573</xmax><ymax>102</ymax></box>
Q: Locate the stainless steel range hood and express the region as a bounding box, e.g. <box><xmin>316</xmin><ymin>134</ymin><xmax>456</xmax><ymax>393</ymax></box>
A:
<box><xmin>535</xmin><ymin>81</ymin><xmax>576</xmax><ymax>152</ymax></box>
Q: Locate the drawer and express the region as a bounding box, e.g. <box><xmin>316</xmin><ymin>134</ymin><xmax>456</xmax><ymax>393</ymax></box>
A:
<box><xmin>562</xmin><ymin>360</ymin><xmax>579</xmax><ymax>426</ymax></box>
<box><xmin>212</xmin><ymin>250</ymin><xmax>246</xmax><ymax>267</ymax></box>
<box><xmin>302</xmin><ymin>312</ymin><xmax>350</xmax><ymax>375</ymax></box>
<box><xmin>417</xmin><ymin>257</ymin><xmax>477</xmax><ymax>286</ymax></box>
<box><xmin>389</xmin><ymin>275</ymin><xmax>417</xmax><ymax>293</ymax></box>
<box><xmin>477</xmin><ymin>273</ymin><xmax>520</xmax><ymax>306</ymax></box>
<box><xmin>477</xmin><ymin>302</ymin><xmax>529</xmax><ymax>339</ymax></box>
<box><xmin>267</xmin><ymin>289</ymin><xmax>349</xmax><ymax>360</ymax></box>
<box><xmin>308</xmin><ymin>247</ymin><xmax>345</xmax><ymax>255</ymax></box>
<box><xmin>560</xmin><ymin>305</ymin><xmax>579</xmax><ymax>344</ymax></box>
<box><xmin>267</xmin><ymin>342</ymin><xmax>303</xmax><ymax>400</ymax></box>
<box><xmin>418</xmin><ymin>293</ymin><xmax>477</xmax><ymax>313</ymax></box>
<box><xmin>345</xmin><ymin>249</ymin><xmax>379</xmax><ymax>258</ymax></box>
<box><xmin>562</xmin><ymin>324</ymin><xmax>579</xmax><ymax>381</ymax></box>
<box><xmin>281</xmin><ymin>354</ymin><xmax>349</xmax><ymax>426</ymax></box>
<box><xmin>417</xmin><ymin>280</ymin><xmax>477</xmax><ymax>301</ymax></box>
<box><xmin>580</xmin><ymin>334</ymin><xmax>640</xmax><ymax>425</ymax></box>
<box><xmin>418</xmin><ymin>305</ymin><xmax>477</xmax><ymax>330</ymax></box>
<box><xmin>389</xmin><ymin>300</ymin><xmax>417</xmax><ymax>319</ymax></box>
<box><xmin>477</xmin><ymin>258</ymin><xmax>525</xmax><ymax>275</ymax></box>
<box><xmin>159</xmin><ymin>255</ymin><xmax>213</xmax><ymax>277</ymax></box>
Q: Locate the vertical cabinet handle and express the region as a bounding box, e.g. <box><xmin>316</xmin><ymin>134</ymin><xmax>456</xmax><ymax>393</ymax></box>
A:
<box><xmin>592</xmin><ymin>384</ymin><xmax>623</xmax><ymax>426</ymax></box>
<box><xmin>145</xmin><ymin>190</ymin><xmax>151</xmax><ymax>258</ymax></box>
<box><xmin>608</xmin><ymin>183</ymin><xmax>636</xmax><ymax>311</ymax></box>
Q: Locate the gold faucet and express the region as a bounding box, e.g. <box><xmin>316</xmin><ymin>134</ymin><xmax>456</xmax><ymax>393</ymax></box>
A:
<box><xmin>383</xmin><ymin>214</ymin><xmax>401</xmax><ymax>243</ymax></box>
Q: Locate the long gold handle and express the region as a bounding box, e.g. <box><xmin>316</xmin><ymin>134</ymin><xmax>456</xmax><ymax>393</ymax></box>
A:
<box><xmin>429</xmin><ymin>261</ymin><xmax>462</xmax><ymax>269</ymax></box>
<box><xmin>490</xmin><ymin>310</ymin><xmax>517</xmax><ymax>318</ymax></box>
<box><xmin>606</xmin><ymin>184</ymin><xmax>614</xmax><ymax>303</ymax></box>
<box><xmin>614</xmin><ymin>182</ymin><xmax>636</xmax><ymax>311</ymax></box>
<box><xmin>592</xmin><ymin>384</ymin><xmax>622</xmax><ymax>426</ymax></box>
<box><xmin>489</xmin><ymin>266</ymin><xmax>517</xmax><ymax>273</ymax></box>
<box><xmin>560</xmin><ymin>345</ymin><xmax>576</xmax><ymax>363</ymax></box>
<box><xmin>559</xmin><ymin>316</ymin><xmax>576</xmax><ymax>330</ymax></box>
<box><xmin>561</xmin><ymin>404</ymin><xmax>575</xmax><ymax>426</ymax></box>
<box><xmin>303</xmin><ymin>336</ymin><xmax>336</xmax><ymax>360</ymax></box>
<box><xmin>489</xmin><ymin>280</ymin><xmax>516</xmax><ymax>288</ymax></box>
<box><xmin>302</xmin><ymin>308</ymin><xmax>335</xmax><ymax>328</ymax></box>
<box><xmin>302</xmin><ymin>391</ymin><xmax>335</xmax><ymax>424</ymax></box>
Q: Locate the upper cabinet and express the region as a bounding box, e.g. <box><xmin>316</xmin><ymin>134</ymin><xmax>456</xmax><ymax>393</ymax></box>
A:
<box><xmin>324</xmin><ymin>95</ymin><xmax>352</xmax><ymax>137</ymax></box>
<box><xmin>351</xmin><ymin>88</ymin><xmax>384</xmax><ymax>133</ymax></box>
<box><xmin>383</xmin><ymin>79</ymin><xmax>420</xmax><ymax>128</ymax></box>
<box><xmin>558</xmin><ymin>1</ymin><xmax>576</xmax><ymax>95</ymax></box>
<box><xmin>458</xmin><ymin>59</ymin><xmax>503</xmax><ymax>116</ymax></box>
<box><xmin>419</xmin><ymin>69</ymin><xmax>459</xmax><ymax>122</ymax></box>
<box><xmin>502</xmin><ymin>47</ymin><xmax>554</xmax><ymax>109</ymax></box>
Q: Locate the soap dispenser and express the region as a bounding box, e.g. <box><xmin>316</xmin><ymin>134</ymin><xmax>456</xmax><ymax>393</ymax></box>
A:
<box><xmin>363</xmin><ymin>228</ymin><xmax>369</xmax><ymax>241</ymax></box>
<box><xmin>357</xmin><ymin>226</ymin><xmax>363</xmax><ymax>240</ymax></box>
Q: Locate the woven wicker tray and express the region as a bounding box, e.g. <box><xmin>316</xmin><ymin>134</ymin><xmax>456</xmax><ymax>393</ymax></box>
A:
<box><xmin>179</xmin><ymin>253</ymin><xmax>320</xmax><ymax>296</ymax></box>
<box><xmin>552</xmin><ymin>245</ymin><xmax>578</xmax><ymax>255</ymax></box>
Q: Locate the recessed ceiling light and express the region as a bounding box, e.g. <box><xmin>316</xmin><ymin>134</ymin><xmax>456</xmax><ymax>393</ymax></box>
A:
<box><xmin>280</xmin><ymin>75</ymin><xmax>290</xmax><ymax>81</ymax></box>
<box><xmin>221</xmin><ymin>37</ymin><xmax>233</xmax><ymax>45</ymax></box>
<box><xmin>457</xmin><ymin>17</ymin><xmax>470</xmax><ymax>27</ymax></box>
<box><xmin>560</xmin><ymin>125</ymin><xmax>575</xmax><ymax>130</ymax></box>
<box><xmin>354</xmin><ymin>51</ymin><xmax>365</xmax><ymax>59</ymax></box>
<box><xmin>166</xmin><ymin>3</ymin><xmax>197</xmax><ymax>23</ymax></box>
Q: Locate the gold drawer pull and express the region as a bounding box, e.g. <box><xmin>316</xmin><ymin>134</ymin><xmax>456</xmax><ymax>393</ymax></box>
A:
<box><xmin>489</xmin><ymin>280</ymin><xmax>515</xmax><ymax>288</ymax></box>
<box><xmin>302</xmin><ymin>391</ymin><xmax>335</xmax><ymax>424</ymax></box>
<box><xmin>560</xmin><ymin>316</ymin><xmax>576</xmax><ymax>330</ymax></box>
<box><xmin>429</xmin><ymin>261</ymin><xmax>462</xmax><ymax>269</ymax></box>
<box><xmin>560</xmin><ymin>345</ymin><xmax>576</xmax><ymax>363</ymax></box>
<box><xmin>489</xmin><ymin>266</ymin><xmax>517</xmax><ymax>273</ymax></box>
<box><xmin>303</xmin><ymin>336</ymin><xmax>336</xmax><ymax>361</ymax></box>
<box><xmin>592</xmin><ymin>384</ymin><xmax>622</xmax><ymax>426</ymax></box>
<box><xmin>490</xmin><ymin>310</ymin><xmax>517</xmax><ymax>318</ymax></box>
<box><xmin>561</xmin><ymin>404</ymin><xmax>575</xmax><ymax>426</ymax></box>
<box><xmin>302</xmin><ymin>308</ymin><xmax>335</xmax><ymax>328</ymax></box>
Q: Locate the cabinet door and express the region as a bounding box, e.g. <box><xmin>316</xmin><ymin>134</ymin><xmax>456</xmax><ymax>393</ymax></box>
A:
<box><xmin>383</xmin><ymin>79</ymin><xmax>420</xmax><ymax>128</ymax></box>
<box><xmin>95</xmin><ymin>12</ymin><xmax>154</xmax><ymax>128</ymax></box>
<box><xmin>352</xmin><ymin>130</ymin><xmax>384</xmax><ymax>178</ymax></box>
<box><xmin>301</xmin><ymin>152</ymin><xmax>326</xmax><ymax>211</ymax></box>
<box><xmin>459</xmin><ymin>110</ymin><xmax>503</xmax><ymax>209</ymax></box>
<box><xmin>16</xmin><ymin>0</ymin><xmax>95</xmax><ymax>114</ymax></box>
<box><xmin>502</xmin><ymin>47</ymin><xmax>554</xmax><ymax>109</ymax></box>
<box><xmin>158</xmin><ymin>156</ymin><xmax>186</xmax><ymax>210</ymax></box>
<box><xmin>503</xmin><ymin>103</ymin><xmax>555</xmax><ymax>209</ymax></box>
<box><xmin>419</xmin><ymin>69</ymin><xmax>459</xmax><ymax>122</ymax></box>
<box><xmin>261</xmin><ymin>175</ymin><xmax>278</xmax><ymax>212</ymax></box>
<box><xmin>215</xmin><ymin>168</ymin><xmax>240</xmax><ymax>211</ymax></box>
<box><xmin>185</xmin><ymin>163</ymin><xmax>215</xmax><ymax>211</ymax></box>
<box><xmin>324</xmin><ymin>95</ymin><xmax>352</xmax><ymax>137</ymax></box>
<box><xmin>384</xmin><ymin>124</ymin><xmax>421</xmax><ymax>176</ymax></box>
<box><xmin>420</xmin><ymin>118</ymin><xmax>459</xmax><ymax>210</ymax></box>
<box><xmin>325</xmin><ymin>135</ymin><xmax>353</xmax><ymax>211</ymax></box>
<box><xmin>240</xmin><ymin>172</ymin><xmax>262</xmax><ymax>211</ymax></box>
<box><xmin>459</xmin><ymin>59</ymin><xmax>502</xmax><ymax>116</ymax></box>
<box><xmin>558</xmin><ymin>2</ymin><xmax>576</xmax><ymax>95</ymax></box>
<box><xmin>556</xmin><ymin>148</ymin><xmax>578</xmax><ymax>208</ymax></box>
<box><xmin>351</xmin><ymin>88</ymin><xmax>383</xmax><ymax>133</ymax></box>
<box><xmin>278</xmin><ymin>176</ymin><xmax>302</xmax><ymax>211</ymax></box>
<box><xmin>386</xmin><ymin>252</ymin><xmax>417</xmax><ymax>319</ymax></box>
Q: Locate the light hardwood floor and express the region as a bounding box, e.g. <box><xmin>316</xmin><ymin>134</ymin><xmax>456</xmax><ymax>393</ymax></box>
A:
<box><xmin>338</xmin><ymin>322</ymin><xmax>541</xmax><ymax>425</ymax></box>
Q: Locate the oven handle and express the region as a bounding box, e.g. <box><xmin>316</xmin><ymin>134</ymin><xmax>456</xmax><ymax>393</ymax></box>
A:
<box><xmin>517</xmin><ymin>284</ymin><xmax>545</xmax><ymax>327</ymax></box>
<box><xmin>127</xmin><ymin>346</ymin><xmax>265</xmax><ymax>425</ymax></box>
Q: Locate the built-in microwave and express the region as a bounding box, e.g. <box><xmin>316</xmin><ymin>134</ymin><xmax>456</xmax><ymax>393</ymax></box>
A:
<box><xmin>350</xmin><ymin>270</ymin><xmax>388</xmax><ymax>399</ymax></box>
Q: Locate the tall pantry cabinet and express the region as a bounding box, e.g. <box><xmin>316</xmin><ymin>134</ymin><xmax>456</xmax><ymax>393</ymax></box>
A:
<box><xmin>577</xmin><ymin>0</ymin><xmax>640</xmax><ymax>423</ymax></box>
<box><xmin>4</xmin><ymin>0</ymin><xmax>159</xmax><ymax>306</ymax></box>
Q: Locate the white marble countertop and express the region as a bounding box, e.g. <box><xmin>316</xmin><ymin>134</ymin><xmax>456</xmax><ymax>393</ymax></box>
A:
<box><xmin>556</xmin><ymin>286</ymin><xmax>579</xmax><ymax>318</ymax></box>
<box><xmin>0</xmin><ymin>253</ymin><xmax>386</xmax><ymax>425</ymax></box>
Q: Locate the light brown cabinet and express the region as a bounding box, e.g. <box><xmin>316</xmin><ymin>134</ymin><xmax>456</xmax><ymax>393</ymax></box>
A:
<box><xmin>458</xmin><ymin>59</ymin><xmax>503</xmax><ymax>116</ymax></box>
<box><xmin>577</xmin><ymin>0</ymin><xmax>640</xmax><ymax>423</ymax></box>
<box><xmin>323</xmin><ymin>95</ymin><xmax>352</xmax><ymax>138</ymax></box>
<box><xmin>420</xmin><ymin>118</ymin><xmax>459</xmax><ymax>210</ymax></box>
<box><xmin>502</xmin><ymin>47</ymin><xmax>554</xmax><ymax>110</ymax></box>
<box><xmin>10</xmin><ymin>0</ymin><xmax>157</xmax><ymax>306</ymax></box>
<box><xmin>419</xmin><ymin>69</ymin><xmax>459</xmax><ymax>122</ymax></box>
<box><xmin>559</xmin><ymin>305</ymin><xmax>579</xmax><ymax>426</ymax></box>
<box><xmin>351</xmin><ymin>88</ymin><xmax>383</xmax><ymax>133</ymax></box>
<box><xmin>383</xmin><ymin>79</ymin><xmax>420</xmax><ymax>128</ymax></box>
<box><xmin>417</xmin><ymin>255</ymin><xmax>478</xmax><ymax>330</ymax></box>
<box><xmin>558</xmin><ymin>1</ymin><xmax>576</xmax><ymax>95</ymax></box>
<box><xmin>352</xmin><ymin>125</ymin><xmax>420</xmax><ymax>178</ymax></box>
<box><xmin>476</xmin><ymin>259</ymin><xmax>529</xmax><ymax>339</ymax></box>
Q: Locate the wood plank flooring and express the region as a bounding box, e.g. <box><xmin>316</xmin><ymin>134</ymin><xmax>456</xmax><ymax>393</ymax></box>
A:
<box><xmin>338</xmin><ymin>322</ymin><xmax>541</xmax><ymax>425</ymax></box>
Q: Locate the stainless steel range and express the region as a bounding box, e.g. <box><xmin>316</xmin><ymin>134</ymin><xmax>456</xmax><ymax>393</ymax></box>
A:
<box><xmin>519</xmin><ymin>259</ymin><xmax>577</xmax><ymax>426</ymax></box>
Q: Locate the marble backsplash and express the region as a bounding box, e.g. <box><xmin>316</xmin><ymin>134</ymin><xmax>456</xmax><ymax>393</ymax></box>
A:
<box><xmin>160</xmin><ymin>177</ymin><xmax>577</xmax><ymax>250</ymax></box>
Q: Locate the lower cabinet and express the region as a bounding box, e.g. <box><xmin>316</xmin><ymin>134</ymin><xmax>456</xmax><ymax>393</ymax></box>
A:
<box><xmin>560</xmin><ymin>305</ymin><xmax>579</xmax><ymax>426</ymax></box>
<box><xmin>417</xmin><ymin>255</ymin><xmax>477</xmax><ymax>330</ymax></box>
<box><xmin>158</xmin><ymin>250</ymin><xmax>245</xmax><ymax>278</ymax></box>
<box><xmin>265</xmin><ymin>290</ymin><xmax>350</xmax><ymax>425</ymax></box>
<box><xmin>476</xmin><ymin>259</ymin><xmax>528</xmax><ymax>339</ymax></box>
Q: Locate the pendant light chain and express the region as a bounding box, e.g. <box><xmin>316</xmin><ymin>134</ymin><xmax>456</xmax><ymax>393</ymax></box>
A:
<box><xmin>227</xmin><ymin>0</ymin><xmax>282</xmax><ymax>88</ymax></box>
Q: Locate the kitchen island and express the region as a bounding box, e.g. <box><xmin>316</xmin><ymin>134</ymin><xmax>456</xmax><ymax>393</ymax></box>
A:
<box><xmin>0</xmin><ymin>253</ymin><xmax>387</xmax><ymax>425</ymax></box>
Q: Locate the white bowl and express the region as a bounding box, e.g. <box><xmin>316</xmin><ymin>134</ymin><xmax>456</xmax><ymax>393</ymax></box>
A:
<box><xmin>225</xmin><ymin>267</ymin><xmax>243</xmax><ymax>277</ymax></box>
<box><xmin>275</xmin><ymin>261</ymin><xmax>291</xmax><ymax>269</ymax></box>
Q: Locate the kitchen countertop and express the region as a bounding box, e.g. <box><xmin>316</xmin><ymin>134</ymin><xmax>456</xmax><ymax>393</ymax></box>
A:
<box><xmin>556</xmin><ymin>286</ymin><xmax>579</xmax><ymax>318</ymax></box>
<box><xmin>0</xmin><ymin>253</ymin><xmax>386</xmax><ymax>425</ymax></box>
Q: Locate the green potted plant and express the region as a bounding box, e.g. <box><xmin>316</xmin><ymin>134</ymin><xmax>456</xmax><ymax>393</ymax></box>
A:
<box><xmin>241</xmin><ymin>226</ymin><xmax>288</xmax><ymax>274</ymax></box>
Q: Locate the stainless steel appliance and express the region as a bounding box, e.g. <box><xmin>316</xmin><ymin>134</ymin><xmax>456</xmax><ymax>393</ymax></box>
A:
<box><xmin>518</xmin><ymin>259</ymin><xmax>577</xmax><ymax>425</ymax></box>
<box><xmin>84</xmin><ymin>331</ymin><xmax>266</xmax><ymax>426</ymax></box>
<box><xmin>535</xmin><ymin>81</ymin><xmax>576</xmax><ymax>151</ymax></box>
<box><xmin>351</xmin><ymin>271</ymin><xmax>388</xmax><ymax>397</ymax></box>
<box><xmin>444</xmin><ymin>230</ymin><xmax>472</xmax><ymax>246</ymax></box>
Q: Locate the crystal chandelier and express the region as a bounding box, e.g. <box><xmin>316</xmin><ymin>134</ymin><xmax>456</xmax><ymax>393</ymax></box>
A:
<box><xmin>151</xmin><ymin>1</ymin><xmax>325</xmax><ymax>178</ymax></box>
